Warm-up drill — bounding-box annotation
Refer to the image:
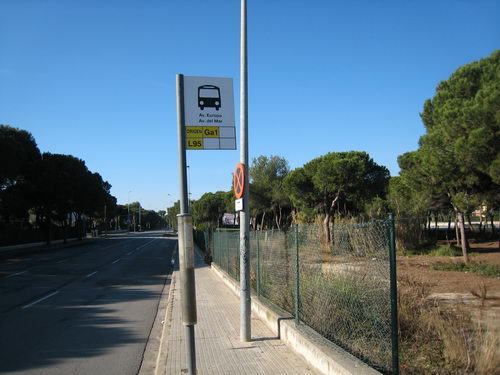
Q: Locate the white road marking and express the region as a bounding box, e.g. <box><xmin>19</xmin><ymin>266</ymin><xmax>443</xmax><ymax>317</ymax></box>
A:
<box><xmin>22</xmin><ymin>291</ymin><xmax>59</xmax><ymax>309</ymax></box>
<box><xmin>112</xmin><ymin>259</ymin><xmax>121</xmax><ymax>264</ymax></box>
<box><xmin>6</xmin><ymin>271</ymin><xmax>27</xmax><ymax>278</ymax></box>
<box><xmin>86</xmin><ymin>271</ymin><xmax>98</xmax><ymax>278</ymax></box>
<box><xmin>56</xmin><ymin>259</ymin><xmax>68</xmax><ymax>264</ymax></box>
<box><xmin>135</xmin><ymin>239</ymin><xmax>156</xmax><ymax>251</ymax></box>
<box><xmin>127</xmin><ymin>252</ymin><xmax>133</xmax><ymax>255</ymax></box>
<box><xmin>102</xmin><ymin>238</ymin><xmax>136</xmax><ymax>250</ymax></box>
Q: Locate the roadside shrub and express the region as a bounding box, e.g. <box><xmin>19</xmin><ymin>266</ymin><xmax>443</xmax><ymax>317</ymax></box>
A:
<box><xmin>431</xmin><ymin>261</ymin><xmax>500</xmax><ymax>277</ymax></box>
<box><xmin>429</xmin><ymin>245</ymin><xmax>462</xmax><ymax>257</ymax></box>
<box><xmin>395</xmin><ymin>217</ymin><xmax>435</xmax><ymax>251</ymax></box>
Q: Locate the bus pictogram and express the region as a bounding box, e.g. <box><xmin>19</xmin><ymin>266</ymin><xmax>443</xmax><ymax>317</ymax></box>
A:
<box><xmin>198</xmin><ymin>85</ymin><xmax>221</xmax><ymax>110</ymax></box>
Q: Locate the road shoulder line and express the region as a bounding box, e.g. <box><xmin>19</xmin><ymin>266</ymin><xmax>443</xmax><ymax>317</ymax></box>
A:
<box><xmin>22</xmin><ymin>291</ymin><xmax>59</xmax><ymax>309</ymax></box>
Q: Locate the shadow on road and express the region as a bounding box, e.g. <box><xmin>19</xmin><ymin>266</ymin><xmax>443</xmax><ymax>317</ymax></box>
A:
<box><xmin>0</xmin><ymin>235</ymin><xmax>176</xmax><ymax>373</ymax></box>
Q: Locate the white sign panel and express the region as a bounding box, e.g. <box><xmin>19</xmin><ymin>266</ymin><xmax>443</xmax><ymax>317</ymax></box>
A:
<box><xmin>183</xmin><ymin>76</ymin><xmax>236</xmax><ymax>150</ymax></box>
<box><xmin>235</xmin><ymin>198</ymin><xmax>243</xmax><ymax>212</ymax></box>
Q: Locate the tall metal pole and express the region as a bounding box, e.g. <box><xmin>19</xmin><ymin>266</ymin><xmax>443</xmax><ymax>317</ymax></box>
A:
<box><xmin>388</xmin><ymin>213</ymin><xmax>400</xmax><ymax>375</ymax></box>
<box><xmin>294</xmin><ymin>224</ymin><xmax>300</xmax><ymax>326</ymax></box>
<box><xmin>176</xmin><ymin>73</ymin><xmax>197</xmax><ymax>374</ymax></box>
<box><xmin>239</xmin><ymin>0</ymin><xmax>251</xmax><ymax>342</ymax></box>
<box><xmin>187</xmin><ymin>165</ymin><xmax>191</xmax><ymax>210</ymax></box>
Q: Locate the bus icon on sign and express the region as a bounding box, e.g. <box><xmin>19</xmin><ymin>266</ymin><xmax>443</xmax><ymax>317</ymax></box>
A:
<box><xmin>198</xmin><ymin>85</ymin><xmax>221</xmax><ymax>110</ymax></box>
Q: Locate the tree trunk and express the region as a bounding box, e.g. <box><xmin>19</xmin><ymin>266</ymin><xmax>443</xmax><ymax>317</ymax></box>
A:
<box><xmin>260</xmin><ymin>211</ymin><xmax>266</xmax><ymax>231</ymax></box>
<box><xmin>479</xmin><ymin>208</ymin><xmax>484</xmax><ymax>233</ymax></box>
<box><xmin>47</xmin><ymin>211</ymin><xmax>52</xmax><ymax>246</ymax></box>
<box><xmin>323</xmin><ymin>212</ymin><xmax>331</xmax><ymax>245</ymax></box>
<box><xmin>434</xmin><ymin>214</ymin><xmax>439</xmax><ymax>240</ymax></box>
<box><xmin>76</xmin><ymin>213</ymin><xmax>82</xmax><ymax>241</ymax></box>
<box><xmin>457</xmin><ymin>211</ymin><xmax>470</xmax><ymax>264</ymax></box>
<box><xmin>447</xmin><ymin>215</ymin><xmax>452</xmax><ymax>242</ymax></box>
<box><xmin>324</xmin><ymin>193</ymin><xmax>341</xmax><ymax>246</ymax></box>
<box><xmin>467</xmin><ymin>213</ymin><xmax>475</xmax><ymax>234</ymax></box>
<box><xmin>275</xmin><ymin>205</ymin><xmax>283</xmax><ymax>231</ymax></box>
<box><xmin>455</xmin><ymin>216</ymin><xmax>460</xmax><ymax>246</ymax></box>
<box><xmin>63</xmin><ymin>216</ymin><xmax>67</xmax><ymax>244</ymax></box>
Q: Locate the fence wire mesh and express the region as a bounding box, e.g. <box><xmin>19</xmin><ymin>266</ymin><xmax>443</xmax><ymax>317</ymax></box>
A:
<box><xmin>212</xmin><ymin>221</ymin><xmax>394</xmax><ymax>373</ymax></box>
<box><xmin>297</xmin><ymin>222</ymin><xmax>392</xmax><ymax>373</ymax></box>
<box><xmin>213</xmin><ymin>229</ymin><xmax>240</xmax><ymax>281</ymax></box>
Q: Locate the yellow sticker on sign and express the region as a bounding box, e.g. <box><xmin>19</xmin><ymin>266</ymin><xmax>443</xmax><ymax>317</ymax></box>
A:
<box><xmin>186</xmin><ymin>138</ymin><xmax>203</xmax><ymax>149</ymax></box>
<box><xmin>202</xmin><ymin>126</ymin><xmax>219</xmax><ymax>138</ymax></box>
<box><xmin>186</xmin><ymin>126</ymin><xmax>203</xmax><ymax>137</ymax></box>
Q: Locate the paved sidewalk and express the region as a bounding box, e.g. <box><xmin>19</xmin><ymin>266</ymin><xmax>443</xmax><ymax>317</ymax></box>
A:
<box><xmin>157</xmin><ymin>252</ymin><xmax>319</xmax><ymax>375</ymax></box>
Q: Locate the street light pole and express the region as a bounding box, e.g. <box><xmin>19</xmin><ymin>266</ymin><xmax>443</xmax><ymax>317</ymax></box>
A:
<box><xmin>239</xmin><ymin>0</ymin><xmax>251</xmax><ymax>342</ymax></box>
<box><xmin>128</xmin><ymin>190</ymin><xmax>131</xmax><ymax>233</ymax></box>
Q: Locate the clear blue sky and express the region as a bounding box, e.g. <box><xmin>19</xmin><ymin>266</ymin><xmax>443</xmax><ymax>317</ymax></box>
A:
<box><xmin>1</xmin><ymin>0</ymin><xmax>499</xmax><ymax>212</ymax></box>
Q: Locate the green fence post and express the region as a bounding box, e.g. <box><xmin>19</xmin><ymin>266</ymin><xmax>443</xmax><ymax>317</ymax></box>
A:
<box><xmin>256</xmin><ymin>231</ymin><xmax>261</xmax><ymax>297</ymax></box>
<box><xmin>388</xmin><ymin>214</ymin><xmax>399</xmax><ymax>375</ymax></box>
<box><xmin>294</xmin><ymin>224</ymin><xmax>300</xmax><ymax>326</ymax></box>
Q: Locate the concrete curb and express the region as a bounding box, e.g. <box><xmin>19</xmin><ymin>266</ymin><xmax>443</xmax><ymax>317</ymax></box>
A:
<box><xmin>0</xmin><ymin>230</ymin><xmax>130</xmax><ymax>253</ymax></box>
<box><xmin>0</xmin><ymin>237</ymin><xmax>84</xmax><ymax>252</ymax></box>
<box><xmin>145</xmin><ymin>242</ymin><xmax>178</xmax><ymax>375</ymax></box>
<box><xmin>0</xmin><ymin>237</ymin><xmax>102</xmax><ymax>260</ymax></box>
<box><xmin>211</xmin><ymin>263</ymin><xmax>381</xmax><ymax>375</ymax></box>
<box><xmin>138</xmin><ymin>271</ymin><xmax>175</xmax><ymax>375</ymax></box>
<box><xmin>138</xmin><ymin>239</ymin><xmax>178</xmax><ymax>375</ymax></box>
<box><xmin>151</xmin><ymin>270</ymin><xmax>177</xmax><ymax>375</ymax></box>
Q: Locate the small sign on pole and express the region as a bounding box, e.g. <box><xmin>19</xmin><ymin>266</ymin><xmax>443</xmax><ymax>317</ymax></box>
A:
<box><xmin>233</xmin><ymin>163</ymin><xmax>245</xmax><ymax>199</ymax></box>
<box><xmin>235</xmin><ymin>198</ymin><xmax>243</xmax><ymax>212</ymax></box>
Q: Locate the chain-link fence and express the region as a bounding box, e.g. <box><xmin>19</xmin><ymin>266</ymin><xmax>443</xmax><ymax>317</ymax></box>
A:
<box><xmin>212</xmin><ymin>220</ymin><xmax>397</xmax><ymax>374</ymax></box>
<box><xmin>212</xmin><ymin>229</ymin><xmax>240</xmax><ymax>281</ymax></box>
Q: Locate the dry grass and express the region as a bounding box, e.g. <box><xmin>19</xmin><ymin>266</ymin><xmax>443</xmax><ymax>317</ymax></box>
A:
<box><xmin>398</xmin><ymin>274</ymin><xmax>500</xmax><ymax>374</ymax></box>
<box><xmin>470</xmin><ymin>282</ymin><xmax>488</xmax><ymax>307</ymax></box>
<box><xmin>474</xmin><ymin>330</ymin><xmax>500</xmax><ymax>375</ymax></box>
<box><xmin>395</xmin><ymin>218</ymin><xmax>432</xmax><ymax>251</ymax></box>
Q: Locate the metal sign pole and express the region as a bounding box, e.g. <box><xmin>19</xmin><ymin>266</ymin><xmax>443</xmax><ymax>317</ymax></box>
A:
<box><xmin>239</xmin><ymin>0</ymin><xmax>251</xmax><ymax>342</ymax></box>
<box><xmin>176</xmin><ymin>73</ymin><xmax>198</xmax><ymax>374</ymax></box>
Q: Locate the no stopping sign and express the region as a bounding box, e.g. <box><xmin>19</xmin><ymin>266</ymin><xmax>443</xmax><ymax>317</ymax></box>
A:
<box><xmin>233</xmin><ymin>163</ymin><xmax>245</xmax><ymax>199</ymax></box>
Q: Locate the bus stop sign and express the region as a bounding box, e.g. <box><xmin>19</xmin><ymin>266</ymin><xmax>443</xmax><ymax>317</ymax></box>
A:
<box><xmin>183</xmin><ymin>76</ymin><xmax>236</xmax><ymax>150</ymax></box>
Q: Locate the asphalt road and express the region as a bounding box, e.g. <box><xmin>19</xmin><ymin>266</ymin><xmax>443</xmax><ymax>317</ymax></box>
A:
<box><xmin>0</xmin><ymin>231</ymin><xmax>175</xmax><ymax>375</ymax></box>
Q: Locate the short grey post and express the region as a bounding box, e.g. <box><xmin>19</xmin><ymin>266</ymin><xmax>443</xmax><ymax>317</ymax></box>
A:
<box><xmin>176</xmin><ymin>73</ymin><xmax>197</xmax><ymax>375</ymax></box>
<box><xmin>256</xmin><ymin>232</ymin><xmax>260</xmax><ymax>297</ymax></box>
<box><xmin>239</xmin><ymin>0</ymin><xmax>251</xmax><ymax>342</ymax></box>
<box><xmin>104</xmin><ymin>204</ymin><xmax>107</xmax><ymax>238</ymax></box>
<box><xmin>139</xmin><ymin>204</ymin><xmax>141</xmax><ymax>231</ymax></box>
<box><xmin>294</xmin><ymin>224</ymin><xmax>300</xmax><ymax>325</ymax></box>
<box><xmin>388</xmin><ymin>213</ymin><xmax>399</xmax><ymax>375</ymax></box>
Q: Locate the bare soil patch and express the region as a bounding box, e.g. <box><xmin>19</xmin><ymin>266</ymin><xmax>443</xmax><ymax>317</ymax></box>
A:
<box><xmin>398</xmin><ymin>241</ymin><xmax>500</xmax><ymax>294</ymax></box>
<box><xmin>398</xmin><ymin>241</ymin><xmax>500</xmax><ymax>329</ymax></box>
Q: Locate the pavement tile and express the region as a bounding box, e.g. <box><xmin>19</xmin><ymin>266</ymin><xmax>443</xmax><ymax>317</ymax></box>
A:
<box><xmin>160</xmin><ymin>254</ymin><xmax>319</xmax><ymax>375</ymax></box>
